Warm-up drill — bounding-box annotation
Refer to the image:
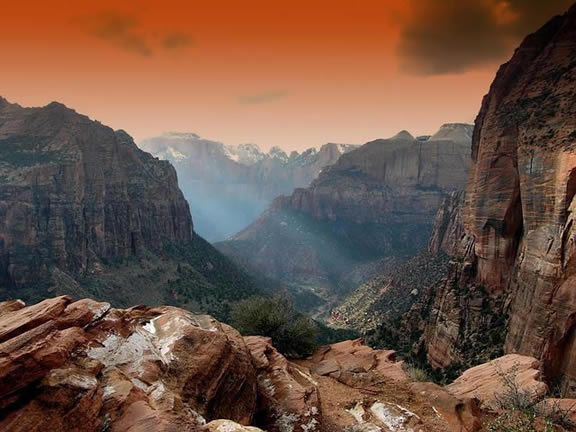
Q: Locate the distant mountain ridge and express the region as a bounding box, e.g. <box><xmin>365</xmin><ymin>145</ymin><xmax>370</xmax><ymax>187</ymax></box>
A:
<box><xmin>140</xmin><ymin>132</ymin><xmax>357</xmax><ymax>241</ymax></box>
<box><xmin>217</xmin><ymin>124</ymin><xmax>473</xmax><ymax>316</ymax></box>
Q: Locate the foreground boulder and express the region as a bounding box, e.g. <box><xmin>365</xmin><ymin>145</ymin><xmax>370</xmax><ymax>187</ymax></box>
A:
<box><xmin>310</xmin><ymin>339</ymin><xmax>409</xmax><ymax>387</ymax></box>
<box><xmin>0</xmin><ymin>296</ymin><xmax>258</xmax><ymax>431</ymax></box>
<box><xmin>447</xmin><ymin>354</ymin><xmax>548</xmax><ymax>407</ymax></box>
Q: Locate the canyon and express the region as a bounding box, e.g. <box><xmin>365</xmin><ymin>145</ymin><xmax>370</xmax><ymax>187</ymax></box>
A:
<box><xmin>0</xmin><ymin>1</ymin><xmax>575</xmax><ymax>429</ymax></box>
<box><xmin>140</xmin><ymin>133</ymin><xmax>356</xmax><ymax>241</ymax></box>
<box><xmin>217</xmin><ymin>125</ymin><xmax>472</xmax><ymax>314</ymax></box>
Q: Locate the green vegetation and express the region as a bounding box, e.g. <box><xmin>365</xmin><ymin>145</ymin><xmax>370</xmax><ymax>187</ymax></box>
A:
<box><xmin>231</xmin><ymin>296</ymin><xmax>319</xmax><ymax>358</ymax></box>
<box><xmin>404</xmin><ymin>362</ymin><xmax>433</xmax><ymax>382</ymax></box>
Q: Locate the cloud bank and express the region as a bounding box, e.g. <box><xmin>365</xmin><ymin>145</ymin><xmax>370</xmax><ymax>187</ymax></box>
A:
<box><xmin>397</xmin><ymin>0</ymin><xmax>573</xmax><ymax>75</ymax></box>
<box><xmin>81</xmin><ymin>11</ymin><xmax>193</xmax><ymax>57</ymax></box>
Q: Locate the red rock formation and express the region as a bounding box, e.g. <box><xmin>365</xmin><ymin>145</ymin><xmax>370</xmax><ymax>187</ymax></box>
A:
<box><xmin>0</xmin><ymin>296</ymin><xmax>258</xmax><ymax>431</ymax></box>
<box><xmin>244</xmin><ymin>336</ymin><xmax>321</xmax><ymax>432</ymax></box>
<box><xmin>409</xmin><ymin>3</ymin><xmax>576</xmax><ymax>396</ymax></box>
<box><xmin>309</xmin><ymin>338</ymin><xmax>409</xmax><ymax>385</ymax></box>
<box><xmin>0</xmin><ymin>98</ymin><xmax>192</xmax><ymax>290</ymax></box>
<box><xmin>446</xmin><ymin>354</ymin><xmax>548</xmax><ymax>407</ymax></box>
<box><xmin>11</xmin><ymin>296</ymin><xmax>571</xmax><ymax>431</ymax></box>
<box><xmin>274</xmin><ymin>127</ymin><xmax>471</xmax><ymax>225</ymax></box>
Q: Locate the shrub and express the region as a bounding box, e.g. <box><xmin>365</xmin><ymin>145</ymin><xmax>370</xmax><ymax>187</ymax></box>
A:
<box><xmin>486</xmin><ymin>363</ymin><xmax>576</xmax><ymax>431</ymax></box>
<box><xmin>231</xmin><ymin>296</ymin><xmax>318</xmax><ymax>358</ymax></box>
<box><xmin>404</xmin><ymin>362</ymin><xmax>432</xmax><ymax>382</ymax></box>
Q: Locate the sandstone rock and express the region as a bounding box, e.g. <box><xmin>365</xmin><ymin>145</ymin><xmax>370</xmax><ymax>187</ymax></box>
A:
<box><xmin>311</xmin><ymin>339</ymin><xmax>408</xmax><ymax>384</ymax></box>
<box><xmin>0</xmin><ymin>97</ymin><xmax>259</xmax><ymax>320</ymax></box>
<box><xmin>0</xmin><ymin>299</ymin><xmax>25</xmax><ymax>315</ymax></box>
<box><xmin>0</xmin><ymin>100</ymin><xmax>192</xmax><ymax>292</ymax></box>
<box><xmin>539</xmin><ymin>398</ymin><xmax>576</xmax><ymax>426</ymax></box>
<box><xmin>410</xmin><ymin>382</ymin><xmax>482</xmax><ymax>432</ymax></box>
<box><xmin>427</xmin><ymin>191</ymin><xmax>465</xmax><ymax>256</ymax></box>
<box><xmin>0</xmin><ymin>297</ymin><xmax>259</xmax><ymax>431</ymax></box>
<box><xmin>343</xmin><ymin>400</ymin><xmax>426</xmax><ymax>432</ymax></box>
<box><xmin>0</xmin><ymin>295</ymin><xmax>71</xmax><ymax>342</ymax></box>
<box><xmin>244</xmin><ymin>336</ymin><xmax>321</xmax><ymax>432</ymax></box>
<box><xmin>447</xmin><ymin>355</ymin><xmax>548</xmax><ymax>406</ymax></box>
<box><xmin>202</xmin><ymin>420</ymin><xmax>264</xmax><ymax>432</ymax></box>
<box><xmin>397</xmin><ymin>3</ymin><xmax>576</xmax><ymax>397</ymax></box>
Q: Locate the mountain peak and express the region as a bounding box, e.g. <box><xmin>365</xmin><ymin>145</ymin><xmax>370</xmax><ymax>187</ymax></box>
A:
<box><xmin>268</xmin><ymin>146</ymin><xmax>289</xmax><ymax>161</ymax></box>
<box><xmin>391</xmin><ymin>130</ymin><xmax>414</xmax><ymax>141</ymax></box>
<box><xmin>162</xmin><ymin>132</ymin><xmax>201</xmax><ymax>140</ymax></box>
<box><xmin>429</xmin><ymin>123</ymin><xmax>473</xmax><ymax>143</ymax></box>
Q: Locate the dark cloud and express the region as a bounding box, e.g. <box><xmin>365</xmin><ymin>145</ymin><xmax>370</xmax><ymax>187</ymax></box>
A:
<box><xmin>87</xmin><ymin>11</ymin><xmax>152</xmax><ymax>56</ymax></box>
<box><xmin>162</xmin><ymin>32</ymin><xmax>194</xmax><ymax>49</ymax></box>
<box><xmin>397</xmin><ymin>0</ymin><xmax>573</xmax><ymax>75</ymax></box>
<box><xmin>80</xmin><ymin>11</ymin><xmax>193</xmax><ymax>57</ymax></box>
<box><xmin>238</xmin><ymin>91</ymin><xmax>288</xmax><ymax>104</ymax></box>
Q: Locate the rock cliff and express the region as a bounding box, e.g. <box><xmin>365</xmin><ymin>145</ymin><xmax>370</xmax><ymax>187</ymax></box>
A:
<box><xmin>388</xmin><ymin>3</ymin><xmax>576</xmax><ymax>396</ymax></box>
<box><xmin>140</xmin><ymin>133</ymin><xmax>356</xmax><ymax>241</ymax></box>
<box><xmin>217</xmin><ymin>125</ymin><xmax>471</xmax><ymax>315</ymax></box>
<box><xmin>0</xmin><ymin>98</ymin><xmax>258</xmax><ymax>319</ymax></box>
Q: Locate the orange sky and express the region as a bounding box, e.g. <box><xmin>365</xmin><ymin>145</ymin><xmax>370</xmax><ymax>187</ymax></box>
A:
<box><xmin>0</xmin><ymin>1</ymin><xmax>569</xmax><ymax>150</ymax></box>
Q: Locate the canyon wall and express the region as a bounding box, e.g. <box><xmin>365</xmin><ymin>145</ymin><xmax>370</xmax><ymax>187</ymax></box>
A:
<box><xmin>0</xmin><ymin>99</ymin><xmax>192</xmax><ymax>287</ymax></box>
<box><xmin>0</xmin><ymin>98</ymin><xmax>258</xmax><ymax>318</ymax></box>
<box><xmin>409</xmin><ymin>4</ymin><xmax>576</xmax><ymax>395</ymax></box>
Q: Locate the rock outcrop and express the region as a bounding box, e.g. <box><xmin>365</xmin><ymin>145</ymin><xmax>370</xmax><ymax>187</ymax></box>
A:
<box><xmin>140</xmin><ymin>133</ymin><xmax>356</xmax><ymax>241</ymax></box>
<box><xmin>0</xmin><ymin>295</ymin><xmax>495</xmax><ymax>432</ymax></box>
<box><xmin>0</xmin><ymin>98</ymin><xmax>259</xmax><ymax>319</ymax></box>
<box><xmin>217</xmin><ymin>125</ymin><xmax>471</xmax><ymax>315</ymax></box>
<box><xmin>0</xmin><ymin>296</ymin><xmax>258</xmax><ymax>431</ymax></box>
<box><xmin>244</xmin><ymin>336</ymin><xmax>321</xmax><ymax>432</ymax></box>
<box><xmin>392</xmin><ymin>3</ymin><xmax>576</xmax><ymax>397</ymax></box>
<box><xmin>446</xmin><ymin>354</ymin><xmax>548</xmax><ymax>407</ymax></box>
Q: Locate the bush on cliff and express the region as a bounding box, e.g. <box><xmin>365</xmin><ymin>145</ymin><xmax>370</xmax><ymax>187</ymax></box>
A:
<box><xmin>231</xmin><ymin>296</ymin><xmax>318</xmax><ymax>358</ymax></box>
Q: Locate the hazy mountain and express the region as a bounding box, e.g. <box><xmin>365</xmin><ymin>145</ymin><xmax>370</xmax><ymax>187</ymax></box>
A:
<box><xmin>217</xmin><ymin>124</ymin><xmax>472</xmax><ymax>315</ymax></box>
<box><xmin>140</xmin><ymin>132</ymin><xmax>357</xmax><ymax>241</ymax></box>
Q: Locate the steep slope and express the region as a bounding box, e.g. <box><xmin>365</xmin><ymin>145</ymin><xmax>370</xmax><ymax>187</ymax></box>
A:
<box><xmin>140</xmin><ymin>133</ymin><xmax>356</xmax><ymax>241</ymax></box>
<box><xmin>0</xmin><ymin>98</ymin><xmax>258</xmax><ymax>320</ymax></box>
<box><xmin>376</xmin><ymin>4</ymin><xmax>576</xmax><ymax>396</ymax></box>
<box><xmin>217</xmin><ymin>125</ymin><xmax>472</xmax><ymax>314</ymax></box>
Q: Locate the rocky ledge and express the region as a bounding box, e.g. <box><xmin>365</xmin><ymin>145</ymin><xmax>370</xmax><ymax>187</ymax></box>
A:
<box><xmin>0</xmin><ymin>296</ymin><xmax>571</xmax><ymax>431</ymax></box>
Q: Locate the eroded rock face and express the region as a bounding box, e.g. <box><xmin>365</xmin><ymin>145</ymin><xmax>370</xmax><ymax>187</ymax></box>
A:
<box><xmin>244</xmin><ymin>336</ymin><xmax>321</xmax><ymax>432</ymax></box>
<box><xmin>446</xmin><ymin>354</ymin><xmax>548</xmax><ymax>407</ymax></box>
<box><xmin>310</xmin><ymin>339</ymin><xmax>409</xmax><ymax>386</ymax></box>
<box><xmin>0</xmin><ymin>296</ymin><xmax>258</xmax><ymax>431</ymax></box>
<box><xmin>401</xmin><ymin>3</ymin><xmax>576</xmax><ymax>396</ymax></box>
<box><xmin>0</xmin><ymin>99</ymin><xmax>192</xmax><ymax>292</ymax></box>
